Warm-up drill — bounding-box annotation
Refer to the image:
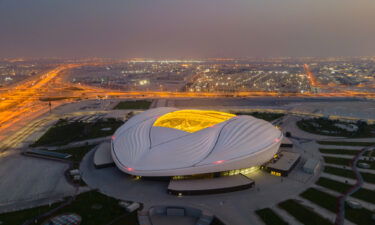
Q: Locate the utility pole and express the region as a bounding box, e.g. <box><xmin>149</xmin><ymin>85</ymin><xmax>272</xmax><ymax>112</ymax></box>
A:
<box><xmin>49</xmin><ymin>101</ymin><xmax>52</xmax><ymax>113</ymax></box>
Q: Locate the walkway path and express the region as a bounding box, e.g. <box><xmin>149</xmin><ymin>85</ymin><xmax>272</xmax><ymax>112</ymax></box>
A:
<box><xmin>334</xmin><ymin>144</ymin><xmax>375</xmax><ymax>225</ymax></box>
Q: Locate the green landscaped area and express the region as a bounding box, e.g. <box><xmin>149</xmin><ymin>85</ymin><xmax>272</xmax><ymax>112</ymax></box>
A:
<box><xmin>354</xmin><ymin>171</ymin><xmax>375</xmax><ymax>184</ymax></box>
<box><xmin>317</xmin><ymin>140</ymin><xmax>375</xmax><ymax>147</ymax></box>
<box><xmin>234</xmin><ymin>112</ymin><xmax>284</xmax><ymax>122</ymax></box>
<box><xmin>364</xmin><ymin>150</ymin><xmax>375</xmax><ymax>157</ymax></box>
<box><xmin>255</xmin><ymin>208</ymin><xmax>289</xmax><ymax>225</ymax></box>
<box><xmin>297</xmin><ymin>118</ymin><xmax>375</xmax><ymax>138</ymax></box>
<box><xmin>319</xmin><ymin>148</ymin><xmax>359</xmax><ymax>155</ymax></box>
<box><xmin>55</xmin><ymin>145</ymin><xmax>95</xmax><ymax>162</ymax></box>
<box><xmin>54</xmin><ymin>145</ymin><xmax>96</xmax><ymax>171</ymax></box>
<box><xmin>0</xmin><ymin>202</ymin><xmax>60</xmax><ymax>225</ymax></box>
<box><xmin>114</xmin><ymin>100</ymin><xmax>152</xmax><ymax>110</ymax></box>
<box><xmin>323</xmin><ymin>156</ymin><xmax>351</xmax><ymax>166</ymax></box>
<box><xmin>316</xmin><ymin>177</ymin><xmax>351</xmax><ymax>193</ymax></box>
<box><xmin>31</xmin><ymin>118</ymin><xmax>123</xmax><ymax>147</ymax></box>
<box><xmin>300</xmin><ymin>188</ymin><xmax>374</xmax><ymax>225</ymax></box>
<box><xmin>300</xmin><ymin>188</ymin><xmax>337</xmax><ymax>218</ymax></box>
<box><xmin>278</xmin><ymin>199</ymin><xmax>332</xmax><ymax>225</ymax></box>
<box><xmin>324</xmin><ymin>166</ymin><xmax>375</xmax><ymax>184</ymax></box>
<box><xmin>316</xmin><ymin>177</ymin><xmax>375</xmax><ymax>204</ymax></box>
<box><xmin>0</xmin><ymin>191</ymin><xmax>139</xmax><ymax>225</ymax></box>
<box><xmin>357</xmin><ymin>159</ymin><xmax>375</xmax><ymax>170</ymax></box>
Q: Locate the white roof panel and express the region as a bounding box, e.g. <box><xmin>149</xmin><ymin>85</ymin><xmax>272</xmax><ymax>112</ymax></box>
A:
<box><xmin>111</xmin><ymin>107</ymin><xmax>282</xmax><ymax>176</ymax></box>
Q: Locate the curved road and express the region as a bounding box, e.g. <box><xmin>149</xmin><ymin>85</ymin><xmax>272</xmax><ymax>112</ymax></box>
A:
<box><xmin>334</xmin><ymin>144</ymin><xmax>375</xmax><ymax>225</ymax></box>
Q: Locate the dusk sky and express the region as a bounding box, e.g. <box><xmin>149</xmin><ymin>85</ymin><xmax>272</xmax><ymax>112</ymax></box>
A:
<box><xmin>1</xmin><ymin>0</ymin><xmax>374</xmax><ymax>58</ymax></box>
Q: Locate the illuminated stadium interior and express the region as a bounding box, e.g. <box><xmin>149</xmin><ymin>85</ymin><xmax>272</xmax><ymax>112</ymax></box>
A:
<box><xmin>153</xmin><ymin>109</ymin><xmax>236</xmax><ymax>133</ymax></box>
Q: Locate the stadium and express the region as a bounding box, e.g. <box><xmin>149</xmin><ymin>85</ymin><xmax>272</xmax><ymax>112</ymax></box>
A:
<box><xmin>111</xmin><ymin>107</ymin><xmax>283</xmax><ymax>177</ymax></box>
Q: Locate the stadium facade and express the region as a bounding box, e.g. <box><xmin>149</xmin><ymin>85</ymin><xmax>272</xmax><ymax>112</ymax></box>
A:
<box><xmin>111</xmin><ymin>107</ymin><xmax>282</xmax><ymax>177</ymax></box>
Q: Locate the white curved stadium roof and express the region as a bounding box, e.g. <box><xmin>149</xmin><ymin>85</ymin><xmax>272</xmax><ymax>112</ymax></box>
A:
<box><xmin>111</xmin><ymin>107</ymin><xmax>282</xmax><ymax>176</ymax></box>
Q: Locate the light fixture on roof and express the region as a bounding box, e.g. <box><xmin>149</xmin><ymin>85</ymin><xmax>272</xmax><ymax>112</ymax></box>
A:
<box><xmin>126</xmin><ymin>167</ymin><xmax>134</xmax><ymax>172</ymax></box>
<box><xmin>213</xmin><ymin>160</ymin><xmax>225</xmax><ymax>164</ymax></box>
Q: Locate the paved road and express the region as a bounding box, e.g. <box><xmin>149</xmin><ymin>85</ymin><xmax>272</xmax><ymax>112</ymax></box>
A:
<box><xmin>171</xmin><ymin>97</ymin><xmax>367</xmax><ymax>108</ymax></box>
<box><xmin>0</xmin><ymin>153</ymin><xmax>76</xmax><ymax>213</ymax></box>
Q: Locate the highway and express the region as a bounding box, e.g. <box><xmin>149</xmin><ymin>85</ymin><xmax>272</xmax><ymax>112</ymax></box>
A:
<box><xmin>0</xmin><ymin>65</ymin><xmax>80</xmax><ymax>143</ymax></box>
<box><xmin>0</xmin><ymin>116</ymin><xmax>55</xmax><ymax>152</ymax></box>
